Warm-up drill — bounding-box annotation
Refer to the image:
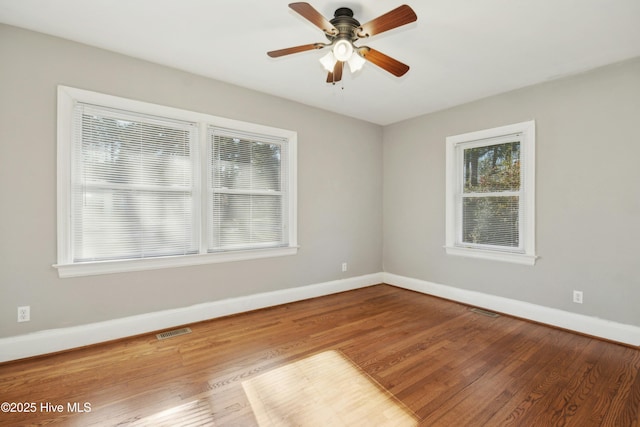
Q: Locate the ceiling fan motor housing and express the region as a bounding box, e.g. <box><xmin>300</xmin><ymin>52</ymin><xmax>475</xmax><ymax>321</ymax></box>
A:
<box><xmin>327</xmin><ymin>7</ymin><xmax>360</xmax><ymax>42</ymax></box>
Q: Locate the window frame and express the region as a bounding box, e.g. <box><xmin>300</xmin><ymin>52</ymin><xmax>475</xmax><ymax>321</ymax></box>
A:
<box><xmin>445</xmin><ymin>120</ymin><xmax>536</xmax><ymax>265</ymax></box>
<box><xmin>55</xmin><ymin>86</ymin><xmax>297</xmax><ymax>278</ymax></box>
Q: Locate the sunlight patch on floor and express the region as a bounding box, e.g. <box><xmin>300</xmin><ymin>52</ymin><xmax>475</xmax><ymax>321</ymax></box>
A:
<box><xmin>129</xmin><ymin>399</ymin><xmax>215</xmax><ymax>426</ymax></box>
<box><xmin>242</xmin><ymin>350</ymin><xmax>418</xmax><ymax>427</ymax></box>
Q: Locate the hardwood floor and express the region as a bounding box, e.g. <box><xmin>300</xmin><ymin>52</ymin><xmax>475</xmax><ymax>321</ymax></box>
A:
<box><xmin>1</xmin><ymin>284</ymin><xmax>639</xmax><ymax>426</ymax></box>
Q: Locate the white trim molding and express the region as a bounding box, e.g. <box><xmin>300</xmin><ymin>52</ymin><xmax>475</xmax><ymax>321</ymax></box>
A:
<box><xmin>0</xmin><ymin>273</ymin><xmax>383</xmax><ymax>363</ymax></box>
<box><xmin>54</xmin><ymin>247</ymin><xmax>300</xmax><ymax>278</ymax></box>
<box><xmin>383</xmin><ymin>272</ymin><xmax>640</xmax><ymax>347</ymax></box>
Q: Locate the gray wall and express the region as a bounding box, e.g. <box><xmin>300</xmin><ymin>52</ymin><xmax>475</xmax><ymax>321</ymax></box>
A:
<box><xmin>2</xmin><ymin>22</ymin><xmax>638</xmax><ymax>340</ymax></box>
<box><xmin>0</xmin><ymin>24</ymin><xmax>383</xmax><ymax>338</ymax></box>
<box><xmin>383</xmin><ymin>57</ymin><xmax>640</xmax><ymax>326</ymax></box>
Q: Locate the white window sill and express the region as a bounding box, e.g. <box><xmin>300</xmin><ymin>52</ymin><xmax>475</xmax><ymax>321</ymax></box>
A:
<box><xmin>54</xmin><ymin>246</ymin><xmax>299</xmax><ymax>278</ymax></box>
<box><xmin>444</xmin><ymin>246</ymin><xmax>537</xmax><ymax>266</ymax></box>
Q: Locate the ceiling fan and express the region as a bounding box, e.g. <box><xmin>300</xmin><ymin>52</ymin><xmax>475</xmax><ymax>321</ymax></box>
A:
<box><xmin>267</xmin><ymin>2</ymin><xmax>417</xmax><ymax>83</ymax></box>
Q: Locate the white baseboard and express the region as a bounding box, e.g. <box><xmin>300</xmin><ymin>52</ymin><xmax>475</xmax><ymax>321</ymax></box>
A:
<box><xmin>4</xmin><ymin>271</ymin><xmax>637</xmax><ymax>363</ymax></box>
<box><xmin>0</xmin><ymin>273</ymin><xmax>383</xmax><ymax>363</ymax></box>
<box><xmin>383</xmin><ymin>272</ymin><xmax>640</xmax><ymax>347</ymax></box>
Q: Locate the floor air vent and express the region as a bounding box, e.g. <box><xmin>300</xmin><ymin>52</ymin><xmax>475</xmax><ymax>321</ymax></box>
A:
<box><xmin>156</xmin><ymin>327</ymin><xmax>192</xmax><ymax>340</ymax></box>
<box><xmin>469</xmin><ymin>307</ymin><xmax>500</xmax><ymax>318</ymax></box>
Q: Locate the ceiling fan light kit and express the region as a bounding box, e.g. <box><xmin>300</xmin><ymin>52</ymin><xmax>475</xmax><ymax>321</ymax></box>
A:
<box><xmin>267</xmin><ymin>2</ymin><xmax>417</xmax><ymax>84</ymax></box>
<box><xmin>320</xmin><ymin>45</ymin><xmax>365</xmax><ymax>73</ymax></box>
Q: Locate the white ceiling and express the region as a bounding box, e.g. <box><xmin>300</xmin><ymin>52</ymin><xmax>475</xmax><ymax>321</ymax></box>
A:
<box><xmin>1</xmin><ymin>0</ymin><xmax>639</xmax><ymax>125</ymax></box>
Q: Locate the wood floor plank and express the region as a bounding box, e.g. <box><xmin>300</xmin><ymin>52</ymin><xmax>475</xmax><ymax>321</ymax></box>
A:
<box><xmin>416</xmin><ymin>321</ymin><xmax>552</xmax><ymax>425</ymax></box>
<box><xmin>487</xmin><ymin>330</ymin><xmax>593</xmax><ymax>425</ymax></box>
<box><xmin>606</xmin><ymin>349</ymin><xmax>640</xmax><ymax>426</ymax></box>
<box><xmin>1</xmin><ymin>284</ymin><xmax>639</xmax><ymax>426</ymax></box>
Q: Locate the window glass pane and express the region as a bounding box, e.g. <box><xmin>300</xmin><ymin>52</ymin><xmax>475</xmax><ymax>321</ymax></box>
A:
<box><xmin>212</xmin><ymin>136</ymin><xmax>281</xmax><ymax>191</ymax></box>
<box><xmin>463</xmin><ymin>141</ymin><xmax>520</xmax><ymax>193</ymax></box>
<box><xmin>72</xmin><ymin>104</ymin><xmax>196</xmax><ymax>262</ymax></box>
<box><xmin>73</xmin><ymin>189</ymin><xmax>195</xmax><ymax>261</ymax></box>
<box><xmin>81</xmin><ymin>114</ymin><xmax>192</xmax><ymax>188</ymax></box>
<box><xmin>210</xmin><ymin>194</ymin><xmax>283</xmax><ymax>250</ymax></box>
<box><xmin>208</xmin><ymin>128</ymin><xmax>288</xmax><ymax>253</ymax></box>
<box><xmin>462</xmin><ymin>196</ymin><xmax>519</xmax><ymax>247</ymax></box>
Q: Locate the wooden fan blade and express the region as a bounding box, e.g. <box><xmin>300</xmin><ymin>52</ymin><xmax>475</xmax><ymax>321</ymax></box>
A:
<box><xmin>359</xmin><ymin>47</ymin><xmax>409</xmax><ymax>77</ymax></box>
<box><xmin>358</xmin><ymin>5</ymin><xmax>417</xmax><ymax>38</ymax></box>
<box><xmin>326</xmin><ymin>71</ymin><xmax>333</xmax><ymax>83</ymax></box>
<box><xmin>289</xmin><ymin>2</ymin><xmax>338</xmax><ymax>35</ymax></box>
<box><xmin>326</xmin><ymin>61</ymin><xmax>343</xmax><ymax>83</ymax></box>
<box><xmin>267</xmin><ymin>43</ymin><xmax>324</xmax><ymax>58</ymax></box>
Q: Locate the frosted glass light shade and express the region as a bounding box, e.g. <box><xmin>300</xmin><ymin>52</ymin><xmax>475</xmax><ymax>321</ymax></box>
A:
<box><xmin>333</xmin><ymin>40</ymin><xmax>353</xmax><ymax>61</ymax></box>
<box><xmin>347</xmin><ymin>53</ymin><xmax>366</xmax><ymax>73</ymax></box>
<box><xmin>319</xmin><ymin>51</ymin><xmax>337</xmax><ymax>72</ymax></box>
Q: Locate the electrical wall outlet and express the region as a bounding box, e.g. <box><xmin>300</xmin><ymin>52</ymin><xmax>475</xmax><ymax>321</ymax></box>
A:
<box><xmin>18</xmin><ymin>306</ymin><xmax>30</xmax><ymax>322</ymax></box>
<box><xmin>572</xmin><ymin>290</ymin><xmax>583</xmax><ymax>304</ymax></box>
<box><xmin>341</xmin><ymin>262</ymin><xmax>348</xmax><ymax>272</ymax></box>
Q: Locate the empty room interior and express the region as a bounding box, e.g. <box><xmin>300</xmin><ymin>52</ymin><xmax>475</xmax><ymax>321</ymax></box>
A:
<box><xmin>1</xmin><ymin>1</ymin><xmax>639</xmax><ymax>426</ymax></box>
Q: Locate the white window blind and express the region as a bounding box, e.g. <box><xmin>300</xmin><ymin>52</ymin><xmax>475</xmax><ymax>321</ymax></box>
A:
<box><xmin>71</xmin><ymin>103</ymin><xmax>198</xmax><ymax>262</ymax></box>
<box><xmin>208</xmin><ymin>128</ymin><xmax>289</xmax><ymax>251</ymax></box>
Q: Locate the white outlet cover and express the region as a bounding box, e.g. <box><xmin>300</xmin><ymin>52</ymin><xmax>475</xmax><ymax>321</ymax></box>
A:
<box><xmin>18</xmin><ymin>306</ymin><xmax>30</xmax><ymax>322</ymax></box>
<box><xmin>572</xmin><ymin>291</ymin><xmax>583</xmax><ymax>304</ymax></box>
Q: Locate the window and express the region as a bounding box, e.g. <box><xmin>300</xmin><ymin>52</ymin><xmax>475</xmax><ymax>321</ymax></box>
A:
<box><xmin>56</xmin><ymin>86</ymin><xmax>297</xmax><ymax>277</ymax></box>
<box><xmin>208</xmin><ymin>128</ymin><xmax>290</xmax><ymax>252</ymax></box>
<box><xmin>445</xmin><ymin>121</ymin><xmax>536</xmax><ymax>265</ymax></box>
